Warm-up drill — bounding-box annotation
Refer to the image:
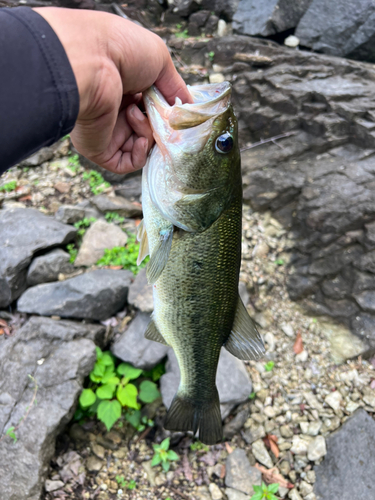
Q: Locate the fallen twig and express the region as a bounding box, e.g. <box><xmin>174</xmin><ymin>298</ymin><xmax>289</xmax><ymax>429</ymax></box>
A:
<box><xmin>240</xmin><ymin>131</ymin><xmax>298</xmax><ymax>152</ymax></box>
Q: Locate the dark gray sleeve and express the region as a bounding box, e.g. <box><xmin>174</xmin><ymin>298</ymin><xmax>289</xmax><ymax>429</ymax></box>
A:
<box><xmin>0</xmin><ymin>7</ymin><xmax>79</xmax><ymax>174</ymax></box>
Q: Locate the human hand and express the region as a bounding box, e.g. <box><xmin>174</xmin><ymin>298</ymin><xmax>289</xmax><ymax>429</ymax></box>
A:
<box><xmin>33</xmin><ymin>7</ymin><xmax>192</xmax><ymax>174</ymax></box>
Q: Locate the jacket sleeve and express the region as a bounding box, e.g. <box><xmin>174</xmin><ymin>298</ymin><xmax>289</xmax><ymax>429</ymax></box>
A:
<box><xmin>0</xmin><ymin>7</ymin><xmax>79</xmax><ymax>174</ymax></box>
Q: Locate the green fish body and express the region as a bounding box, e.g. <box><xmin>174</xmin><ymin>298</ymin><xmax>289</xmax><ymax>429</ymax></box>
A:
<box><xmin>138</xmin><ymin>83</ymin><xmax>264</xmax><ymax>444</ymax></box>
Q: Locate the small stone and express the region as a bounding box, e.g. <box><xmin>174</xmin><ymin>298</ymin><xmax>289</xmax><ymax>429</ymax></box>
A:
<box><xmin>155</xmin><ymin>473</ymin><xmax>166</xmax><ymax>486</ymax></box>
<box><xmin>299</xmin><ymin>480</ymin><xmax>313</xmax><ymax>496</ymax></box>
<box><xmin>217</xmin><ymin>19</ymin><xmax>227</xmax><ymax>37</ymax></box>
<box><xmin>86</xmin><ymin>456</ymin><xmax>103</xmax><ymax>472</ymax></box>
<box><xmin>225</xmin><ymin>448</ymin><xmax>262</xmax><ymax>495</ymax></box>
<box><xmin>288</xmin><ymin>489</ymin><xmax>303</xmax><ymax>500</ymax></box>
<box><xmin>142</xmin><ymin>460</ymin><xmax>156</xmax><ymax>486</ymax></box>
<box><xmin>209</xmin><ymin>73</ymin><xmax>225</xmax><ymax>84</ymax></box>
<box><xmin>346</xmin><ymin>400</ymin><xmax>360</xmax><ymax>413</ymax></box>
<box><xmin>252</xmin><ymin>439</ymin><xmax>273</xmax><ymax>468</ymax></box>
<box><xmin>91</xmin><ymin>443</ymin><xmax>105</xmax><ymax>459</ymax></box>
<box><xmin>307</xmin><ymin>421</ymin><xmax>322</xmax><ymax>436</ymax></box>
<box><xmin>225</xmin><ymin>488</ymin><xmax>249</xmax><ymax>500</ymax></box>
<box><xmin>45</xmin><ymin>480</ymin><xmax>65</xmax><ymax>492</ymax></box>
<box><xmin>278</xmin><ymin>486</ymin><xmax>289</xmax><ymax>499</ymax></box>
<box><xmin>304</xmin><ymin>494</ymin><xmax>317</xmax><ymax>500</ymax></box>
<box><xmin>264</xmin><ymin>406</ymin><xmax>276</xmax><ymax>418</ymax></box>
<box><xmin>296</xmin><ymin>350</ymin><xmax>308</xmax><ymax>362</ymax></box>
<box><xmin>264</xmin><ymin>332</ymin><xmax>276</xmax><ymax>352</ymax></box>
<box><xmin>280</xmin><ymin>425</ymin><xmax>294</xmax><ymax>438</ymax></box>
<box><xmin>281</xmin><ymin>323</ymin><xmax>294</xmax><ymax>337</ymax></box>
<box><xmin>363</xmin><ymin>392</ymin><xmax>375</xmax><ymax>408</ymax></box>
<box><xmin>91</xmin><ymin>194</ymin><xmax>142</xmax><ymax>217</ymax></box>
<box><xmin>242</xmin><ymin>425</ymin><xmax>266</xmax><ymax>444</ymax></box>
<box><xmin>284</xmin><ymin>35</ymin><xmax>300</xmax><ymax>48</ymax></box>
<box><xmin>300</xmin><ymin>422</ymin><xmax>309</xmax><ymax>434</ymax></box>
<box><xmin>307</xmin><ymin>436</ymin><xmax>327</xmax><ymax>461</ymax></box>
<box><xmin>290</xmin><ymin>436</ymin><xmax>309</xmax><ymax>455</ymax></box>
<box><xmin>325</xmin><ymin>391</ymin><xmax>342</xmax><ymax>411</ymax></box>
<box><xmin>279</xmin><ymin>461</ymin><xmax>291</xmax><ymax>476</ymax></box>
<box><xmin>253</xmin><ymin>241</ymin><xmax>269</xmax><ymax>257</ymax></box>
<box><xmin>54</xmin><ymin>182</ymin><xmax>71</xmax><ymax>194</ymax></box>
<box><xmin>223</xmin><ymin>409</ymin><xmax>249</xmax><ymax>439</ymax></box>
<box><xmin>306</xmin><ymin>470</ymin><xmax>316</xmax><ymax>484</ymax></box>
<box><xmin>209</xmin><ymin>482</ymin><xmax>223</xmax><ymax>500</ymax></box>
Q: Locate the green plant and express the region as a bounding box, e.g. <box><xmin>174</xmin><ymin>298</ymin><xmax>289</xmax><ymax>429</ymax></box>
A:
<box><xmin>77</xmin><ymin>347</ymin><xmax>161</xmax><ymax>431</ymax></box>
<box><xmin>250</xmin><ymin>482</ymin><xmax>279</xmax><ymax>500</ymax></box>
<box><xmin>97</xmin><ymin>233</ymin><xmax>148</xmax><ymax>274</ymax></box>
<box><xmin>83</xmin><ymin>170</ymin><xmax>110</xmax><ymax>195</ymax></box>
<box><xmin>66</xmin><ymin>243</ymin><xmax>78</xmax><ymax>263</ymax></box>
<box><xmin>175</xmin><ymin>29</ymin><xmax>189</xmax><ymax>39</ymax></box>
<box><xmin>264</xmin><ymin>361</ymin><xmax>275</xmax><ymax>372</ymax></box>
<box><xmin>190</xmin><ymin>440</ymin><xmax>209</xmax><ymax>452</ymax></box>
<box><xmin>0</xmin><ymin>181</ymin><xmax>17</xmax><ymax>192</ymax></box>
<box><xmin>74</xmin><ymin>217</ymin><xmax>97</xmax><ymax>237</ymax></box>
<box><xmin>151</xmin><ymin>437</ymin><xmax>179</xmax><ymax>472</ymax></box>
<box><xmin>115</xmin><ymin>475</ymin><xmax>136</xmax><ymax>490</ymax></box>
<box><xmin>249</xmin><ymin>391</ymin><xmax>256</xmax><ymax>399</ymax></box>
<box><xmin>105</xmin><ymin>212</ymin><xmax>125</xmax><ymax>224</ymax></box>
<box><xmin>176</xmin><ymin>23</ymin><xmax>182</xmax><ymax>29</ymax></box>
<box><xmin>274</xmin><ymin>258</ymin><xmax>284</xmax><ymax>266</ymax></box>
<box><xmin>67</xmin><ymin>153</ymin><xmax>80</xmax><ymax>172</ymax></box>
<box><xmin>208</xmin><ymin>50</ymin><xmax>215</xmax><ymax>62</ymax></box>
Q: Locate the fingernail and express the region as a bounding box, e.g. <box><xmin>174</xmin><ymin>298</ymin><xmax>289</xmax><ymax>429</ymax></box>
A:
<box><xmin>131</xmin><ymin>105</ymin><xmax>145</xmax><ymax>122</ymax></box>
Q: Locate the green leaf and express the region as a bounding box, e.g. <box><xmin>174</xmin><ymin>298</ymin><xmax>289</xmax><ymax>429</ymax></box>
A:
<box><xmin>92</xmin><ymin>361</ymin><xmax>106</xmax><ymax>377</ymax></box>
<box><xmin>96</xmin><ymin>384</ymin><xmax>116</xmax><ymax>400</ymax></box>
<box><xmin>160</xmin><ymin>438</ymin><xmax>170</xmax><ymax>451</ymax></box>
<box><xmin>167</xmin><ymin>450</ymin><xmax>179</xmax><ymax>461</ymax></box>
<box><xmin>139</xmin><ymin>380</ymin><xmax>160</xmax><ymax>403</ymax></box>
<box><xmin>250</xmin><ymin>493</ymin><xmax>263</xmax><ymax>500</ymax></box>
<box><xmin>117</xmin><ymin>363</ymin><xmax>143</xmax><ymax>380</ymax></box>
<box><xmin>268</xmin><ymin>494</ymin><xmax>279</xmax><ymax>500</ymax></box>
<box><xmin>151</xmin><ymin>454</ymin><xmax>162</xmax><ymax>467</ymax></box>
<box><xmin>117</xmin><ymin>383</ymin><xmax>139</xmax><ymax>409</ymax></box>
<box><xmin>79</xmin><ymin>388</ymin><xmax>97</xmax><ymax>408</ymax></box>
<box><xmin>264</xmin><ymin>361</ymin><xmax>275</xmax><ymax>372</ymax></box>
<box><xmin>101</xmin><ymin>352</ymin><xmax>115</xmax><ymax>367</ymax></box>
<box><xmin>89</xmin><ymin>372</ymin><xmax>102</xmax><ymax>383</ymax></box>
<box><xmin>101</xmin><ymin>371</ymin><xmax>120</xmax><ymax>385</ymax></box>
<box><xmin>6</xmin><ymin>426</ymin><xmax>17</xmax><ymax>442</ymax></box>
<box><xmin>97</xmin><ymin>400</ymin><xmax>122</xmax><ymax>431</ymax></box>
<box><xmin>162</xmin><ymin>460</ymin><xmax>171</xmax><ymax>472</ymax></box>
<box><xmin>268</xmin><ymin>483</ymin><xmax>279</xmax><ymax>494</ymax></box>
<box><xmin>125</xmin><ymin>409</ymin><xmax>141</xmax><ymax>428</ymax></box>
<box><xmin>95</xmin><ymin>346</ymin><xmax>103</xmax><ymax>359</ymax></box>
<box><xmin>252</xmin><ymin>485</ymin><xmax>262</xmax><ymax>493</ymax></box>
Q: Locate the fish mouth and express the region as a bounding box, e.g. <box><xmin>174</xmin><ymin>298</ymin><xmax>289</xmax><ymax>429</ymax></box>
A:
<box><xmin>144</xmin><ymin>82</ymin><xmax>232</xmax><ymax>133</ymax></box>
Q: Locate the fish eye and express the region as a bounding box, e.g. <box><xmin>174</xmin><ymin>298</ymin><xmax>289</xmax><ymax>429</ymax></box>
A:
<box><xmin>215</xmin><ymin>133</ymin><xmax>233</xmax><ymax>154</ymax></box>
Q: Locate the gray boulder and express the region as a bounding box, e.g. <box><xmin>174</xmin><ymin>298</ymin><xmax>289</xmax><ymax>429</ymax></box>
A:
<box><xmin>127</xmin><ymin>268</ymin><xmax>154</xmax><ymax>313</ymax></box>
<box><xmin>91</xmin><ymin>194</ymin><xmax>142</xmax><ymax>218</ymax></box>
<box><xmin>54</xmin><ymin>203</ymin><xmax>101</xmax><ymax>225</ymax></box>
<box><xmin>314</xmin><ymin>409</ymin><xmax>375</xmax><ymax>500</ymax></box>
<box><xmin>160</xmin><ymin>347</ymin><xmax>252</xmax><ymax>418</ymax></box>
<box><xmin>233</xmin><ymin>0</ymin><xmax>311</xmax><ymax>37</ymax></box>
<box><xmin>0</xmin><ymin>316</ymin><xmax>104</xmax><ymax>500</ymax></box>
<box><xmin>74</xmin><ymin>219</ymin><xmax>128</xmax><ymax>267</ymax></box>
<box><xmin>0</xmin><ymin>208</ymin><xmax>76</xmax><ymax>308</ymax></box>
<box><xmin>27</xmin><ymin>249</ymin><xmax>74</xmax><ymax>286</ymax></box>
<box><xmin>114</xmin><ymin>176</ymin><xmax>142</xmax><ymax>201</ymax></box>
<box><xmin>111</xmin><ymin>312</ymin><xmax>168</xmax><ymax>370</ymax></box>
<box><xmin>18</xmin><ymin>269</ymin><xmax>132</xmax><ymax>320</ymax></box>
<box><xmin>225</xmin><ymin>448</ymin><xmax>262</xmax><ymax>495</ymax></box>
<box><xmin>296</xmin><ymin>0</ymin><xmax>375</xmax><ymax>62</ymax></box>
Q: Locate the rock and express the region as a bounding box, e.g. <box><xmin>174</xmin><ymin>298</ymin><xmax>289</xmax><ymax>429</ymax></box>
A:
<box><xmin>91</xmin><ymin>194</ymin><xmax>142</xmax><ymax>218</ymax></box>
<box><xmin>253</xmin><ymin>242</ymin><xmax>269</xmax><ymax>258</ymax></box>
<box><xmin>299</xmin><ymin>481</ymin><xmax>313</xmax><ymax>496</ymax></box>
<box><xmin>217</xmin><ymin>19</ymin><xmax>227</xmax><ymax>37</ymax></box>
<box><xmin>160</xmin><ymin>346</ymin><xmax>252</xmax><ymax>415</ymax></box>
<box><xmin>225</xmin><ymin>448</ymin><xmax>262</xmax><ymax>495</ymax></box>
<box><xmin>91</xmin><ymin>443</ymin><xmax>105</xmax><ymax>459</ymax></box>
<box><xmin>0</xmin><ymin>316</ymin><xmax>99</xmax><ymax>500</ymax></box>
<box><xmin>111</xmin><ymin>312</ymin><xmax>169</xmax><ymax>370</ymax></box>
<box><xmin>291</xmin><ymin>436</ymin><xmax>309</xmax><ymax>455</ymax></box>
<box><xmin>127</xmin><ymin>268</ymin><xmax>154</xmax><ymax>313</ymax></box>
<box><xmin>86</xmin><ymin>456</ymin><xmax>103</xmax><ymax>472</ymax></box>
<box><xmin>252</xmin><ymin>439</ymin><xmax>274</xmax><ymax>468</ymax></box>
<box><xmin>284</xmin><ymin>35</ymin><xmax>300</xmax><ymax>48</ymax></box>
<box><xmin>296</xmin><ymin>0</ymin><xmax>375</xmax><ymax>62</ymax></box>
<box><xmin>45</xmin><ymin>480</ymin><xmax>65</xmax><ymax>492</ymax></box>
<box><xmin>188</xmin><ymin>10</ymin><xmax>210</xmax><ymax>36</ymax></box>
<box><xmin>142</xmin><ymin>461</ymin><xmax>157</xmax><ymax>486</ymax></box>
<box><xmin>114</xmin><ymin>176</ymin><xmax>142</xmax><ymax>201</ymax></box>
<box><xmin>281</xmin><ymin>323</ymin><xmax>294</xmax><ymax>338</ymax></box>
<box><xmin>307</xmin><ymin>436</ymin><xmax>327</xmax><ymax>461</ymax></box>
<box><xmin>320</xmin><ymin>320</ymin><xmax>367</xmax><ymax>363</ymax></box>
<box><xmin>225</xmin><ymin>489</ymin><xmax>249</xmax><ymax>500</ymax></box>
<box><xmin>19</xmin><ymin>145</ymin><xmax>56</xmax><ymax>166</ymax></box>
<box><xmin>55</xmin><ymin>204</ymin><xmax>101</xmax><ymax>225</ymax></box>
<box><xmin>27</xmin><ymin>249</ymin><xmax>74</xmax><ymax>286</ymax></box>
<box><xmin>18</xmin><ymin>269</ymin><xmax>132</xmax><ymax>320</ymax></box>
<box><xmin>325</xmin><ymin>391</ymin><xmax>342</xmax><ymax>411</ymax></box>
<box><xmin>354</xmin><ymin>290</ymin><xmax>375</xmax><ymax>313</ymax></box>
<box><xmin>0</xmin><ymin>208</ymin><xmax>76</xmax><ymax>308</ymax></box>
<box><xmin>54</xmin><ymin>181</ymin><xmax>70</xmax><ymax>194</ymax></box>
<box><xmin>209</xmin><ymin>482</ymin><xmax>223</xmax><ymax>500</ymax></box>
<box><xmin>74</xmin><ymin>219</ymin><xmax>128</xmax><ymax>267</ymax></box>
<box><xmin>233</xmin><ymin>0</ymin><xmax>311</xmax><ymax>37</ymax></box>
<box><xmin>314</xmin><ymin>409</ymin><xmax>375</xmax><ymax>500</ymax></box>
<box><xmin>209</xmin><ymin>73</ymin><xmax>225</xmax><ymax>84</ymax></box>
<box><xmin>223</xmin><ymin>408</ymin><xmax>249</xmax><ymax>439</ymax></box>
<box><xmin>288</xmin><ymin>489</ymin><xmax>303</xmax><ymax>500</ymax></box>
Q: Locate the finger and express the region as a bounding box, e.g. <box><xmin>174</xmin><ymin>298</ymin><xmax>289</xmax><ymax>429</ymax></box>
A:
<box><xmin>126</xmin><ymin>104</ymin><xmax>154</xmax><ymax>152</ymax></box>
<box><xmin>155</xmin><ymin>53</ymin><xmax>193</xmax><ymax>105</ymax></box>
<box><xmin>131</xmin><ymin>137</ymin><xmax>149</xmax><ymax>170</ymax></box>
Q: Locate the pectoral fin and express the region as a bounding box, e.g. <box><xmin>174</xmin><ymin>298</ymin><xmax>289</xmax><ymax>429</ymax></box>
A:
<box><xmin>224</xmin><ymin>296</ymin><xmax>265</xmax><ymax>360</ymax></box>
<box><xmin>136</xmin><ymin>220</ymin><xmax>149</xmax><ymax>266</ymax></box>
<box><xmin>147</xmin><ymin>225</ymin><xmax>174</xmax><ymax>284</ymax></box>
<box><xmin>145</xmin><ymin>318</ymin><xmax>168</xmax><ymax>345</ymax></box>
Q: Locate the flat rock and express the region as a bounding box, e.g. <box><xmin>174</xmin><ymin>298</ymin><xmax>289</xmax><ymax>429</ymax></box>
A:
<box><xmin>314</xmin><ymin>409</ymin><xmax>375</xmax><ymax>500</ymax></box>
<box><xmin>19</xmin><ymin>145</ymin><xmax>56</xmax><ymax>166</ymax></box>
<box><xmin>27</xmin><ymin>249</ymin><xmax>74</xmax><ymax>286</ymax></box>
<box><xmin>225</xmin><ymin>448</ymin><xmax>261</xmax><ymax>495</ymax></box>
<box><xmin>0</xmin><ymin>208</ymin><xmax>76</xmax><ymax>308</ymax></box>
<box><xmin>74</xmin><ymin>219</ymin><xmax>128</xmax><ymax>267</ymax></box>
<box><xmin>18</xmin><ymin>269</ymin><xmax>132</xmax><ymax>320</ymax></box>
<box><xmin>226</xmin><ymin>488</ymin><xmax>249</xmax><ymax>500</ymax></box>
<box><xmin>91</xmin><ymin>194</ymin><xmax>142</xmax><ymax>218</ymax></box>
<box><xmin>0</xmin><ymin>316</ymin><xmax>101</xmax><ymax>500</ymax></box>
<box><xmin>127</xmin><ymin>268</ymin><xmax>154</xmax><ymax>313</ymax></box>
<box><xmin>160</xmin><ymin>347</ymin><xmax>252</xmax><ymax>418</ymax></box>
<box><xmin>233</xmin><ymin>0</ymin><xmax>310</xmax><ymax>37</ymax></box>
<box><xmin>114</xmin><ymin>176</ymin><xmax>142</xmax><ymax>201</ymax></box>
<box><xmin>54</xmin><ymin>203</ymin><xmax>101</xmax><ymax>225</ymax></box>
<box><xmin>111</xmin><ymin>312</ymin><xmax>169</xmax><ymax>370</ymax></box>
<box><xmin>307</xmin><ymin>435</ymin><xmax>327</xmax><ymax>461</ymax></box>
<box><xmin>252</xmin><ymin>439</ymin><xmax>274</xmax><ymax>468</ymax></box>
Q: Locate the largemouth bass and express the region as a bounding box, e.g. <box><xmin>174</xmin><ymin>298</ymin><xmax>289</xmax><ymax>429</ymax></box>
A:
<box><xmin>137</xmin><ymin>82</ymin><xmax>265</xmax><ymax>444</ymax></box>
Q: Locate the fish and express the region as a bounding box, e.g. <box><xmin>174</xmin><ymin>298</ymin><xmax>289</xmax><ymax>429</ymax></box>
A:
<box><xmin>137</xmin><ymin>82</ymin><xmax>265</xmax><ymax>445</ymax></box>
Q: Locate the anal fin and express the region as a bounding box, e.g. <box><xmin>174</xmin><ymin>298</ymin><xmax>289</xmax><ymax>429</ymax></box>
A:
<box><xmin>224</xmin><ymin>296</ymin><xmax>265</xmax><ymax>360</ymax></box>
<box><xmin>146</xmin><ymin>224</ymin><xmax>173</xmax><ymax>284</ymax></box>
<box><xmin>136</xmin><ymin>220</ymin><xmax>150</xmax><ymax>265</ymax></box>
<box><xmin>145</xmin><ymin>318</ymin><xmax>168</xmax><ymax>345</ymax></box>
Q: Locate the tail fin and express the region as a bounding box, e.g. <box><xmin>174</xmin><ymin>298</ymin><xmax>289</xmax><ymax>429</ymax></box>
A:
<box><xmin>164</xmin><ymin>388</ymin><xmax>222</xmax><ymax>445</ymax></box>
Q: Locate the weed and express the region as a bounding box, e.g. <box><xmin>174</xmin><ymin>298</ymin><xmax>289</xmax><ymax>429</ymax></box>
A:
<box><xmin>250</xmin><ymin>482</ymin><xmax>279</xmax><ymax>500</ymax></box>
<box><xmin>115</xmin><ymin>475</ymin><xmax>136</xmax><ymax>490</ymax></box>
<box><xmin>83</xmin><ymin>170</ymin><xmax>110</xmax><ymax>195</ymax></box>
<box><xmin>175</xmin><ymin>29</ymin><xmax>189</xmax><ymax>39</ymax></box>
<box><xmin>105</xmin><ymin>212</ymin><xmax>125</xmax><ymax>224</ymax></box>
<box><xmin>74</xmin><ymin>217</ymin><xmax>97</xmax><ymax>238</ymax></box>
<box><xmin>151</xmin><ymin>437</ymin><xmax>179</xmax><ymax>472</ymax></box>
<box><xmin>274</xmin><ymin>258</ymin><xmax>284</xmax><ymax>266</ymax></box>
<box><xmin>0</xmin><ymin>181</ymin><xmax>17</xmax><ymax>192</ymax></box>
<box><xmin>264</xmin><ymin>361</ymin><xmax>275</xmax><ymax>372</ymax></box>
<box><xmin>249</xmin><ymin>391</ymin><xmax>256</xmax><ymax>399</ymax></box>
<box><xmin>66</xmin><ymin>243</ymin><xmax>78</xmax><ymax>263</ymax></box>
<box><xmin>97</xmin><ymin>232</ymin><xmax>148</xmax><ymax>274</ymax></box>
<box><xmin>190</xmin><ymin>440</ymin><xmax>209</xmax><ymax>452</ymax></box>
<box><xmin>67</xmin><ymin>153</ymin><xmax>81</xmax><ymax>172</ymax></box>
<box><xmin>208</xmin><ymin>50</ymin><xmax>215</xmax><ymax>62</ymax></box>
<box><xmin>76</xmin><ymin>347</ymin><xmax>161</xmax><ymax>431</ymax></box>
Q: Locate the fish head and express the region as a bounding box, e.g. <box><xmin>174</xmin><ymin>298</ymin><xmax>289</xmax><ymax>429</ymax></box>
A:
<box><xmin>144</xmin><ymin>82</ymin><xmax>241</xmax><ymax>231</ymax></box>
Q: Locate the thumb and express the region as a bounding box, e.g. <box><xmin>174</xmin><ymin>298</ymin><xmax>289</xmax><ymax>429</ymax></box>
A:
<box><xmin>155</xmin><ymin>53</ymin><xmax>193</xmax><ymax>106</ymax></box>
